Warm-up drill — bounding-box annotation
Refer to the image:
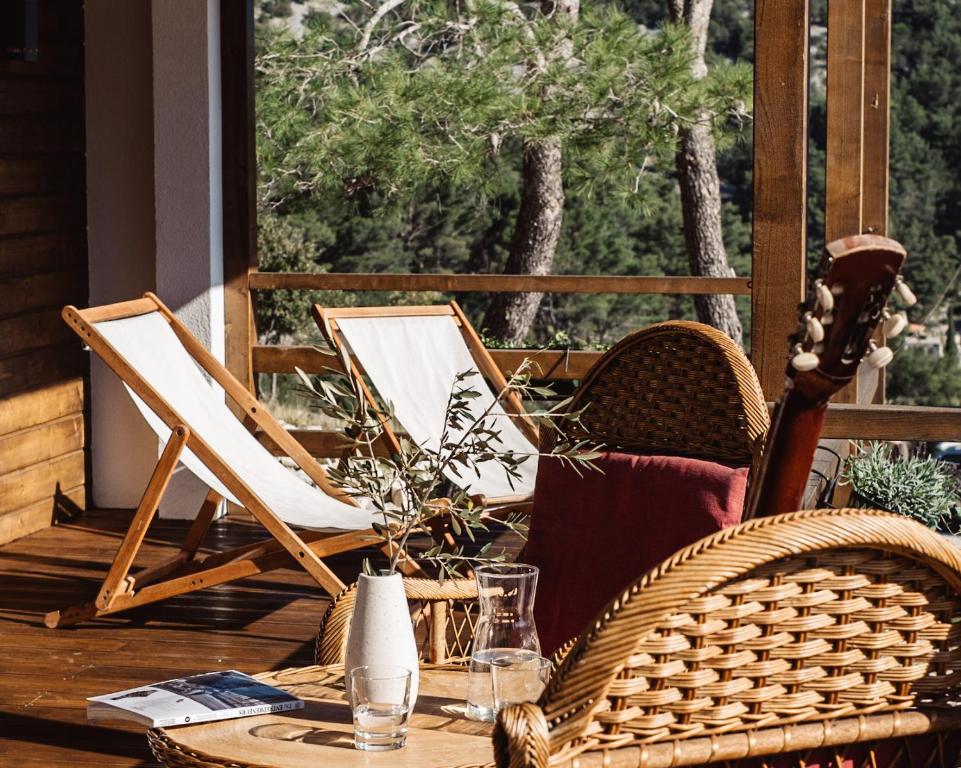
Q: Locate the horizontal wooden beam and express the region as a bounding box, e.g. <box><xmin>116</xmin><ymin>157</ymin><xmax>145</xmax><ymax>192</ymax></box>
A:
<box><xmin>257</xmin><ymin>428</ymin><xmax>391</xmax><ymax>459</ymax></box>
<box><xmin>821</xmin><ymin>404</ymin><xmax>961</xmax><ymax>441</ymax></box>
<box><xmin>248</xmin><ymin>272</ymin><xmax>752</xmax><ymax>296</ymax></box>
<box><xmin>252</xmin><ymin>345</ymin><xmax>602</xmax><ymax>381</ymax></box>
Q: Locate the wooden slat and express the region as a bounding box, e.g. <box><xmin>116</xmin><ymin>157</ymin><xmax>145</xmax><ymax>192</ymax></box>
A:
<box><xmin>0</xmin><ymin>153</ymin><xmax>85</xmax><ymax>195</ymax></box>
<box><xmin>751</xmin><ymin>0</ymin><xmax>809</xmax><ymax>398</ymax></box>
<box><xmin>0</xmin><ymin>484</ymin><xmax>84</xmax><ymax>546</ymax></box>
<box><xmin>0</xmin><ymin>378</ymin><xmax>83</xmax><ymax>434</ymax></box>
<box><xmin>0</xmin><ymin>343</ymin><xmax>85</xmax><ymax>397</ymax></box>
<box><xmin>249</xmin><ymin>272</ymin><xmax>752</xmax><ymax>295</ymax></box>
<box><xmin>0</xmin><ymin>114</ymin><xmax>84</xmax><ymax>153</ymax></box>
<box><xmin>0</xmin><ymin>449</ymin><xmax>85</xmax><ymax>514</ymax></box>
<box><xmin>0</xmin><ymin>269</ymin><xmax>85</xmax><ymax>317</ymax></box>
<box><xmin>822</xmin><ymin>404</ymin><xmax>961</xmax><ymax>441</ymax></box>
<box><xmin>825</xmin><ymin>0</ymin><xmax>866</xmax><ymax>244</ymax></box>
<box><xmin>264</xmin><ymin>429</ymin><xmax>391</xmax><ymax>459</ymax></box>
<box><xmin>0</xmin><ymin>233</ymin><xmax>86</xmax><ymax>277</ymax></box>
<box><xmin>221</xmin><ymin>0</ymin><xmax>257</xmax><ymax>397</ymax></box>
<box><xmin>0</xmin><ymin>413</ymin><xmax>84</xmax><ymax>475</ymax></box>
<box><xmin>0</xmin><ymin>193</ymin><xmax>85</xmax><ymax>236</ymax></box>
<box><xmin>0</xmin><ymin>308</ymin><xmax>74</xmax><ymax>357</ymax></box>
<box><xmin>861</xmin><ymin>0</ymin><xmax>890</xmax><ymax>238</ymax></box>
<box><xmin>252</xmin><ymin>345</ymin><xmax>601</xmax><ymax>381</ymax></box>
<box><xmin>0</xmin><ymin>76</ymin><xmax>84</xmax><ymax>116</ymax></box>
<box><xmin>826</xmin><ymin>0</ymin><xmax>866</xmax><ymax>406</ymax></box>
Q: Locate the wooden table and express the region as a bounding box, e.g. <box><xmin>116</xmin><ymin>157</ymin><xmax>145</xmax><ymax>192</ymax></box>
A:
<box><xmin>148</xmin><ymin>665</ymin><xmax>494</xmax><ymax>768</ymax></box>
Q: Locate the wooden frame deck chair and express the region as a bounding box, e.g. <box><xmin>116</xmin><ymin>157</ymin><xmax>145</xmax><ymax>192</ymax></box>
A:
<box><xmin>46</xmin><ymin>293</ymin><xmax>387</xmax><ymax>629</ymax></box>
<box><xmin>311</xmin><ymin>302</ymin><xmax>539</xmax><ymax>509</ymax></box>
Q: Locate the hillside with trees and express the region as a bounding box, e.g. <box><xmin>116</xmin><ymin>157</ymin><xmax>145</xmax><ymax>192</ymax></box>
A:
<box><xmin>254</xmin><ymin>0</ymin><xmax>961</xmax><ymax>405</ymax></box>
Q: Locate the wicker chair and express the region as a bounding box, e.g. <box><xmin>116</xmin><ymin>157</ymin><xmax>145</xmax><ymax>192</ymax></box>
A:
<box><xmin>550</xmin><ymin>320</ymin><xmax>769</xmax><ymax>476</ymax></box>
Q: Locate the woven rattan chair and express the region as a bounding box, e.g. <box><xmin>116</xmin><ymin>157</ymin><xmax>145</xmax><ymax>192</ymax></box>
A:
<box><xmin>548</xmin><ymin>319</ymin><xmax>769</xmax><ymax>476</ymax></box>
<box><xmin>318</xmin><ymin>509</ymin><xmax>961</xmax><ymax>767</ymax></box>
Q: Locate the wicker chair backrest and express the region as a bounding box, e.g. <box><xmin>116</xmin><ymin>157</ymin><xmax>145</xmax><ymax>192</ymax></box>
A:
<box><xmin>564</xmin><ymin>321</ymin><xmax>768</xmax><ymax>469</ymax></box>
<box><xmin>527</xmin><ymin>509</ymin><xmax>961</xmax><ymax>763</ymax></box>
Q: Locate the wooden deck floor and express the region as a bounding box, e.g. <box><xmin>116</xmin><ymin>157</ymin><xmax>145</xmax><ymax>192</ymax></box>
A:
<box><xmin>0</xmin><ymin>508</ymin><xmax>480</xmax><ymax>767</ymax></box>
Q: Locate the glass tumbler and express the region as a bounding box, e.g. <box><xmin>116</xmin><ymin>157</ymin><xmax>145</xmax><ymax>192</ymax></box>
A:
<box><xmin>491</xmin><ymin>653</ymin><xmax>551</xmax><ymax>714</ymax></box>
<box><xmin>349</xmin><ymin>665</ymin><xmax>412</xmax><ymax>751</ymax></box>
<box><xmin>466</xmin><ymin>563</ymin><xmax>540</xmax><ymax>721</ymax></box>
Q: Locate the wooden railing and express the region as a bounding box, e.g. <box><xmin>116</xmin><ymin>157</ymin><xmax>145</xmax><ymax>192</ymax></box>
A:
<box><xmin>247</xmin><ymin>271</ymin><xmax>961</xmax><ymax>458</ymax></box>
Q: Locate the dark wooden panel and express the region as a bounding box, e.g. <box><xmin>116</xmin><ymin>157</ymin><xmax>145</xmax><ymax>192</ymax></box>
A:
<box><xmin>0</xmin><ymin>448</ymin><xmax>84</xmax><ymax>514</ymax></box>
<box><xmin>0</xmin><ymin>193</ymin><xmax>85</xmax><ymax>236</ymax></box>
<box><xmin>751</xmin><ymin>0</ymin><xmax>809</xmax><ymax>399</ymax></box>
<box><xmin>0</xmin><ymin>343</ymin><xmax>85</xmax><ymax>397</ymax></box>
<box><xmin>0</xmin><ymin>378</ymin><xmax>83</xmax><ymax>434</ymax></box>
<box><xmin>0</xmin><ymin>77</ymin><xmax>84</xmax><ymax>116</ymax></box>
<box><xmin>249</xmin><ymin>271</ymin><xmax>753</xmax><ymax>295</ymax></box>
<box><xmin>0</xmin><ymin>308</ymin><xmax>74</xmax><ymax>357</ymax></box>
<box><xmin>0</xmin><ymin>413</ymin><xmax>83</xmax><ymax>475</ymax></box>
<box><xmin>0</xmin><ymin>114</ymin><xmax>84</xmax><ymax>153</ymax></box>
<box><xmin>0</xmin><ymin>154</ymin><xmax>85</xmax><ymax>195</ymax></box>
<box><xmin>0</xmin><ymin>484</ymin><xmax>83</xmax><ymax>544</ymax></box>
<box><xmin>0</xmin><ymin>233</ymin><xmax>86</xmax><ymax>276</ymax></box>
<box><xmin>0</xmin><ymin>269</ymin><xmax>85</xmax><ymax>317</ymax></box>
<box><xmin>221</xmin><ymin>0</ymin><xmax>257</xmax><ymax>397</ymax></box>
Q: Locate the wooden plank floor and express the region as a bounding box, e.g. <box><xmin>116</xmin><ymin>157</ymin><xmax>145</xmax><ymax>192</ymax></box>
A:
<box><xmin>0</xmin><ymin>508</ymin><xmax>500</xmax><ymax>767</ymax></box>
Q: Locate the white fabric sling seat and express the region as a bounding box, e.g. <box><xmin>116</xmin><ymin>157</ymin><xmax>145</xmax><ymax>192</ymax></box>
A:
<box><xmin>312</xmin><ymin>303</ymin><xmax>540</xmax><ymax>505</ymax></box>
<box><xmin>46</xmin><ymin>294</ymin><xmax>386</xmax><ymax>629</ymax></box>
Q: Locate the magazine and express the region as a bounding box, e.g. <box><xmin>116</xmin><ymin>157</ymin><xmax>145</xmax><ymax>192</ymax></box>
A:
<box><xmin>87</xmin><ymin>670</ymin><xmax>304</xmax><ymax>728</ymax></box>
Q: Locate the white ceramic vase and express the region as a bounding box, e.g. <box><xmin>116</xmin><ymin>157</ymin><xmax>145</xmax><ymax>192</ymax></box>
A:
<box><xmin>345</xmin><ymin>572</ymin><xmax>420</xmax><ymax>708</ymax></box>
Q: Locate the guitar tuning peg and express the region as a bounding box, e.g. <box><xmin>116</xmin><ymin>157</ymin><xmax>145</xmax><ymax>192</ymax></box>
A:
<box><xmin>791</xmin><ymin>345</ymin><xmax>820</xmax><ymax>372</ymax></box>
<box><xmin>804</xmin><ymin>312</ymin><xmax>825</xmax><ymax>343</ymax></box>
<box><xmin>815</xmin><ymin>280</ymin><xmax>834</xmax><ymax>312</ymax></box>
<box><xmin>883</xmin><ymin>310</ymin><xmax>908</xmax><ymax>339</ymax></box>
<box><xmin>865</xmin><ymin>342</ymin><xmax>894</xmax><ymax>369</ymax></box>
<box><xmin>821</xmin><ymin>312</ymin><xmax>834</xmax><ymax>326</ymax></box>
<box><xmin>895</xmin><ymin>276</ymin><xmax>917</xmax><ymax>307</ymax></box>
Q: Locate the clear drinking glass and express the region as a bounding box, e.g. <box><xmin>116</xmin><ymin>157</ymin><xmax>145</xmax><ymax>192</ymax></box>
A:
<box><xmin>349</xmin><ymin>665</ymin><xmax>412</xmax><ymax>751</ymax></box>
<box><xmin>467</xmin><ymin>563</ymin><xmax>540</xmax><ymax>721</ymax></box>
<box><xmin>491</xmin><ymin>653</ymin><xmax>551</xmax><ymax>714</ymax></box>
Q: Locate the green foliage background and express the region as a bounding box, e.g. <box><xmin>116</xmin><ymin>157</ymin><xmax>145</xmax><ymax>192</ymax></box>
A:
<box><xmin>255</xmin><ymin>0</ymin><xmax>961</xmax><ymax>405</ymax></box>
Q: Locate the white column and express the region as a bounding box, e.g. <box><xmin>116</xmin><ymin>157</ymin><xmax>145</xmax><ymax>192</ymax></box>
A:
<box><xmin>84</xmin><ymin>1</ymin><xmax>158</xmax><ymax>509</ymax></box>
<box><xmin>152</xmin><ymin>0</ymin><xmax>226</xmax><ymax>518</ymax></box>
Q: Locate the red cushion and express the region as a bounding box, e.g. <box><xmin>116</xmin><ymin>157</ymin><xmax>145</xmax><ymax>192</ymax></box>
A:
<box><xmin>524</xmin><ymin>452</ymin><xmax>748</xmax><ymax>656</ymax></box>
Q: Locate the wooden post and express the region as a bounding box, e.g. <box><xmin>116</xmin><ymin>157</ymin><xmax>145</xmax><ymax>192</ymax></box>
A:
<box><xmin>752</xmin><ymin>0</ymin><xmax>810</xmax><ymax>399</ymax></box>
<box><xmin>220</xmin><ymin>0</ymin><xmax>257</xmax><ymax>397</ymax></box>
<box><xmin>863</xmin><ymin>0</ymin><xmax>892</xmax><ymax>404</ymax></box>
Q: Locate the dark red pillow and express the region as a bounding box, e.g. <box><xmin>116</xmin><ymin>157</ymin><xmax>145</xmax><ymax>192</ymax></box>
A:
<box><xmin>524</xmin><ymin>452</ymin><xmax>749</xmax><ymax>656</ymax></box>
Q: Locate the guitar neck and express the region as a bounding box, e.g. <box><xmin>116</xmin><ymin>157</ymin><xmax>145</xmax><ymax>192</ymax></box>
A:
<box><xmin>744</xmin><ymin>388</ymin><xmax>829</xmax><ymax>520</ymax></box>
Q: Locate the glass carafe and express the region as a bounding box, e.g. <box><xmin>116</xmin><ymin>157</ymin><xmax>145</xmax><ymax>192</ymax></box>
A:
<box><xmin>466</xmin><ymin>563</ymin><xmax>540</xmax><ymax>721</ymax></box>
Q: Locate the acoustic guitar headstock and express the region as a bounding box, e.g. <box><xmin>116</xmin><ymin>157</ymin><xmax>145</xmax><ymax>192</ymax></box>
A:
<box><xmin>787</xmin><ymin>234</ymin><xmax>910</xmax><ymax>402</ymax></box>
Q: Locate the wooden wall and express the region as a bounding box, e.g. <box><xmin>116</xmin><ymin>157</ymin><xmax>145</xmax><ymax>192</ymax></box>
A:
<box><xmin>0</xmin><ymin>0</ymin><xmax>88</xmax><ymax>544</ymax></box>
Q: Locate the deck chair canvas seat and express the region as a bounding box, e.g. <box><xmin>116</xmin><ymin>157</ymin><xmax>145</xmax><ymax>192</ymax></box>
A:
<box><xmin>47</xmin><ymin>294</ymin><xmax>385</xmax><ymax>629</ymax></box>
<box><xmin>312</xmin><ymin>303</ymin><xmax>539</xmax><ymax>506</ymax></box>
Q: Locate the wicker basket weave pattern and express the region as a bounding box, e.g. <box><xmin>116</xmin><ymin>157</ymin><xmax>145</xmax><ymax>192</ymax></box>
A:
<box><xmin>565</xmin><ymin>321</ymin><xmax>769</xmax><ymax>469</ymax></box>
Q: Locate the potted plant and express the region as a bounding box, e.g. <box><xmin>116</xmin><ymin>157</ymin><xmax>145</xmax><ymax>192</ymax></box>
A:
<box><xmin>296</xmin><ymin>350</ymin><xmax>597</xmax><ymax>706</ymax></box>
<box><xmin>841</xmin><ymin>442</ymin><xmax>961</xmax><ymax>534</ymax></box>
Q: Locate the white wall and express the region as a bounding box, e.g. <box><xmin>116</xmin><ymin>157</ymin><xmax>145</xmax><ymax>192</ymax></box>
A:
<box><xmin>85</xmin><ymin>0</ymin><xmax>226</xmax><ymax>518</ymax></box>
<box><xmin>84</xmin><ymin>0</ymin><xmax>158</xmax><ymax>508</ymax></box>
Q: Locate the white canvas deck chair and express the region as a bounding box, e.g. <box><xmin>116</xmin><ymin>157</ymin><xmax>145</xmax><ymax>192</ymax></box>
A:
<box><xmin>312</xmin><ymin>302</ymin><xmax>540</xmax><ymax>508</ymax></box>
<box><xmin>47</xmin><ymin>294</ymin><xmax>387</xmax><ymax>629</ymax></box>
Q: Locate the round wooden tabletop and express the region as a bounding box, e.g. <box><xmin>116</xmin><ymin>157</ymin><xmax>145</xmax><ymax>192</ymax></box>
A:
<box><xmin>148</xmin><ymin>665</ymin><xmax>495</xmax><ymax>768</ymax></box>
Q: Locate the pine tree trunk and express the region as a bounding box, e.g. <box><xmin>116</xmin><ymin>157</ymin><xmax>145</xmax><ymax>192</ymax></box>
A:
<box><xmin>481</xmin><ymin>140</ymin><xmax>565</xmax><ymax>344</ymax></box>
<box><xmin>481</xmin><ymin>0</ymin><xmax>579</xmax><ymax>346</ymax></box>
<box><xmin>669</xmin><ymin>0</ymin><xmax>743</xmax><ymax>346</ymax></box>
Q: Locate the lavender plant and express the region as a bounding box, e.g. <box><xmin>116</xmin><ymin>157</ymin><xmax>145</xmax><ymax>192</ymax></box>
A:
<box><xmin>296</xmin><ymin>346</ymin><xmax>599</xmax><ymax>578</ymax></box>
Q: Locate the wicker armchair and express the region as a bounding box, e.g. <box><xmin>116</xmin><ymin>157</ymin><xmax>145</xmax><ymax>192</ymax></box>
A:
<box><xmin>493</xmin><ymin>509</ymin><xmax>961</xmax><ymax>767</ymax></box>
<box><xmin>550</xmin><ymin>320</ymin><xmax>769</xmax><ymax>476</ymax></box>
